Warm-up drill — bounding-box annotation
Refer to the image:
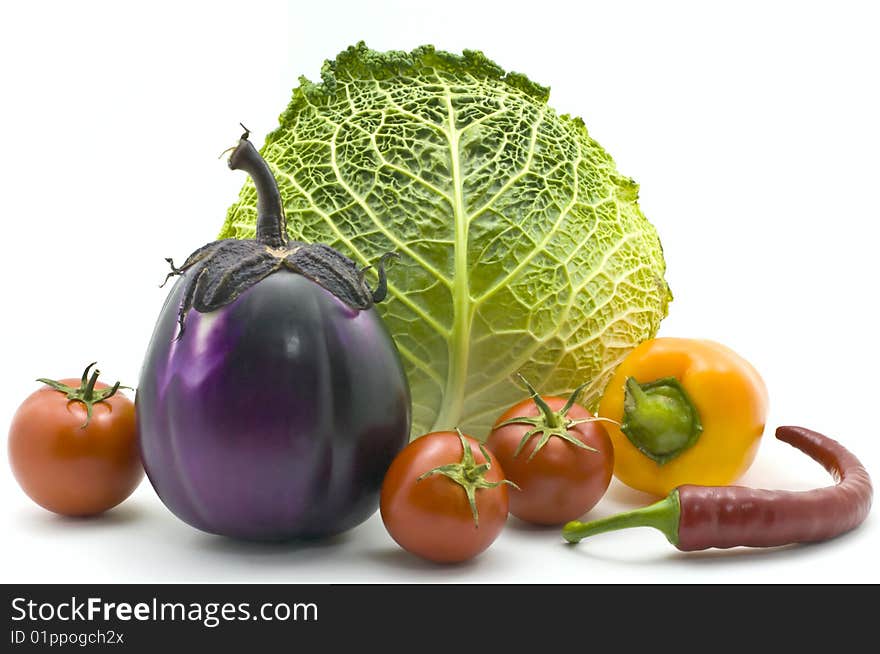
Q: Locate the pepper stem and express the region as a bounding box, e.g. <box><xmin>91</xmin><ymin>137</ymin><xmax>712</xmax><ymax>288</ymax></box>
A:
<box><xmin>621</xmin><ymin>377</ymin><xmax>703</xmax><ymax>465</ymax></box>
<box><xmin>562</xmin><ymin>491</ymin><xmax>681</xmax><ymax>545</ymax></box>
<box><xmin>227</xmin><ymin>125</ymin><xmax>287</xmax><ymax>249</ymax></box>
<box><xmin>36</xmin><ymin>362</ymin><xmax>130</xmax><ymax>429</ymax></box>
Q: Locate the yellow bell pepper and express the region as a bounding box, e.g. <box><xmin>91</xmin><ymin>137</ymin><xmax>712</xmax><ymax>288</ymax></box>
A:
<box><xmin>598</xmin><ymin>338</ymin><xmax>768</xmax><ymax>496</ymax></box>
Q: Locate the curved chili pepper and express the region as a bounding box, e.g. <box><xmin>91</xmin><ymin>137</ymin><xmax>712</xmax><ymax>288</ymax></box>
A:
<box><xmin>562</xmin><ymin>426</ymin><xmax>872</xmax><ymax>550</ymax></box>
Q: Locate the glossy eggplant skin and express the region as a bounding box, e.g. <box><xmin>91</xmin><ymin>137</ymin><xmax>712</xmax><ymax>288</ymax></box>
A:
<box><xmin>136</xmin><ymin>270</ymin><xmax>411</xmax><ymax>541</ymax></box>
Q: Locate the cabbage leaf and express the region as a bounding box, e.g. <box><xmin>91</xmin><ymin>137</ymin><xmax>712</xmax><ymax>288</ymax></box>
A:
<box><xmin>220</xmin><ymin>43</ymin><xmax>672</xmax><ymax>438</ymax></box>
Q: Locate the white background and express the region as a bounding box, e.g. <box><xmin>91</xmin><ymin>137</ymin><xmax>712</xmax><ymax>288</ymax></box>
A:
<box><xmin>1</xmin><ymin>0</ymin><xmax>878</xmax><ymax>583</ymax></box>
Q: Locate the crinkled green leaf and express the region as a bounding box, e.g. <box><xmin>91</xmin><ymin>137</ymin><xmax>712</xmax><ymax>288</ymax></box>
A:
<box><xmin>220</xmin><ymin>43</ymin><xmax>672</xmax><ymax>439</ymax></box>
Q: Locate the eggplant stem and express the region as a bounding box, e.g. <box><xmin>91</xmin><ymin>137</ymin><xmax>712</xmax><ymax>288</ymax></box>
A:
<box><xmin>227</xmin><ymin>131</ymin><xmax>287</xmax><ymax>249</ymax></box>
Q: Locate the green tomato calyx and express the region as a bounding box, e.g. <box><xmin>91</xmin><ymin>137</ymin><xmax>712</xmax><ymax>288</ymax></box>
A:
<box><xmin>418</xmin><ymin>429</ymin><xmax>518</xmax><ymax>528</ymax></box>
<box><xmin>37</xmin><ymin>362</ymin><xmax>131</xmax><ymax>429</ymax></box>
<box><xmin>495</xmin><ymin>375</ymin><xmax>614</xmax><ymax>462</ymax></box>
<box><xmin>620</xmin><ymin>376</ymin><xmax>703</xmax><ymax>465</ymax></box>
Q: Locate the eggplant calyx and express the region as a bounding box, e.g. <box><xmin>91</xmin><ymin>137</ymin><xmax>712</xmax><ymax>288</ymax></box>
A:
<box><xmin>417</xmin><ymin>429</ymin><xmax>519</xmax><ymax>528</ymax></box>
<box><xmin>359</xmin><ymin>251</ymin><xmax>400</xmax><ymax>303</ymax></box>
<box><xmin>37</xmin><ymin>362</ymin><xmax>131</xmax><ymax>429</ymax></box>
<box><xmin>493</xmin><ymin>374</ymin><xmax>616</xmax><ymax>461</ymax></box>
<box><xmin>162</xmin><ymin>128</ymin><xmax>400</xmax><ymax>340</ymax></box>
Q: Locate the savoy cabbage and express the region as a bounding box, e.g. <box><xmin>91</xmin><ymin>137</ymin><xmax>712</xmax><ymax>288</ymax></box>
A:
<box><xmin>220</xmin><ymin>43</ymin><xmax>671</xmax><ymax>439</ymax></box>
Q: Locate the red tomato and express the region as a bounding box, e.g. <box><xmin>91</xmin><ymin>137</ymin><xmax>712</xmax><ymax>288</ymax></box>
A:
<box><xmin>487</xmin><ymin>382</ymin><xmax>614</xmax><ymax>525</ymax></box>
<box><xmin>380</xmin><ymin>430</ymin><xmax>512</xmax><ymax>563</ymax></box>
<box><xmin>8</xmin><ymin>363</ymin><xmax>143</xmax><ymax>516</ymax></box>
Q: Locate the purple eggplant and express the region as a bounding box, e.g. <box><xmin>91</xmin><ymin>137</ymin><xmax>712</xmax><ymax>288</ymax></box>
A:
<box><xmin>136</xmin><ymin>127</ymin><xmax>411</xmax><ymax>541</ymax></box>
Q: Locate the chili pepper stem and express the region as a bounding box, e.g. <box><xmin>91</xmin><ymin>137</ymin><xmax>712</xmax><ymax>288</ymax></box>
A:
<box><xmin>562</xmin><ymin>490</ymin><xmax>681</xmax><ymax>546</ymax></box>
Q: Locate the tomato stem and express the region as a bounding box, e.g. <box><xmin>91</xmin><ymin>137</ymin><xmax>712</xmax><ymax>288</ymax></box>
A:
<box><xmin>493</xmin><ymin>375</ymin><xmax>610</xmax><ymax>461</ymax></box>
<box><xmin>417</xmin><ymin>429</ymin><xmax>518</xmax><ymax>527</ymax></box>
<box><xmin>37</xmin><ymin>362</ymin><xmax>131</xmax><ymax>429</ymax></box>
<box><xmin>83</xmin><ymin>364</ymin><xmax>100</xmax><ymax>397</ymax></box>
<box><xmin>519</xmin><ymin>375</ymin><xmax>564</xmax><ymax>429</ymax></box>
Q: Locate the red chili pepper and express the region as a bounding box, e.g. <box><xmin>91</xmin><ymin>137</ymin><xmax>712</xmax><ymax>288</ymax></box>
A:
<box><xmin>562</xmin><ymin>426</ymin><xmax>872</xmax><ymax>550</ymax></box>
